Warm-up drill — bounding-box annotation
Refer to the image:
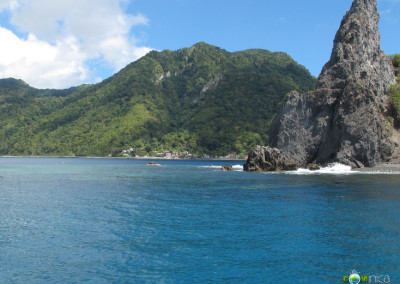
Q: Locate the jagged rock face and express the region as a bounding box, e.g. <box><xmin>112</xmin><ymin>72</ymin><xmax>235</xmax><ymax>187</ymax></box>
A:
<box><xmin>243</xmin><ymin>146</ymin><xmax>298</xmax><ymax>172</ymax></box>
<box><xmin>318</xmin><ymin>0</ymin><xmax>394</xmax><ymax>108</ymax></box>
<box><xmin>269</xmin><ymin>0</ymin><xmax>396</xmax><ymax>168</ymax></box>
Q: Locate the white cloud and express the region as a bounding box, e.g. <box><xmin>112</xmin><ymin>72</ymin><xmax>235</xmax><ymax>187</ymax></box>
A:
<box><xmin>0</xmin><ymin>27</ymin><xmax>89</xmax><ymax>88</ymax></box>
<box><xmin>0</xmin><ymin>0</ymin><xmax>152</xmax><ymax>88</ymax></box>
<box><xmin>0</xmin><ymin>0</ymin><xmax>18</xmax><ymax>12</ymax></box>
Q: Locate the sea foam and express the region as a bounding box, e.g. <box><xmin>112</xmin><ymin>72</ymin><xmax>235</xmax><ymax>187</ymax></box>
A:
<box><xmin>288</xmin><ymin>163</ymin><xmax>352</xmax><ymax>175</ymax></box>
<box><xmin>203</xmin><ymin>165</ymin><xmax>243</xmax><ymax>171</ymax></box>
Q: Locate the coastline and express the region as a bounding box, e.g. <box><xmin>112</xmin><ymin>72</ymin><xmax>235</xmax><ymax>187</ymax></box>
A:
<box><xmin>352</xmin><ymin>163</ymin><xmax>400</xmax><ymax>173</ymax></box>
<box><xmin>0</xmin><ymin>155</ymin><xmax>246</xmax><ymax>161</ymax></box>
<box><xmin>1</xmin><ymin>155</ymin><xmax>399</xmax><ymax>173</ymax></box>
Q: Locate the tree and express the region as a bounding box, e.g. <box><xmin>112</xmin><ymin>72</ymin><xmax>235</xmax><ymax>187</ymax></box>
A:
<box><xmin>390</xmin><ymin>54</ymin><xmax>400</xmax><ymax>68</ymax></box>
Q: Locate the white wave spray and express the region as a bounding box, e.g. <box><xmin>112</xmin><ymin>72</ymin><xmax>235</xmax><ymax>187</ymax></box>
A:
<box><xmin>288</xmin><ymin>163</ymin><xmax>352</xmax><ymax>175</ymax></box>
<box><xmin>202</xmin><ymin>165</ymin><xmax>243</xmax><ymax>171</ymax></box>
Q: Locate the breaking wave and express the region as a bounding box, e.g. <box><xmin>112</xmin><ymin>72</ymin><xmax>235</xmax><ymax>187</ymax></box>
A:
<box><xmin>232</xmin><ymin>165</ymin><xmax>244</xmax><ymax>170</ymax></box>
<box><xmin>202</xmin><ymin>165</ymin><xmax>243</xmax><ymax>171</ymax></box>
<box><xmin>287</xmin><ymin>163</ymin><xmax>353</xmax><ymax>175</ymax></box>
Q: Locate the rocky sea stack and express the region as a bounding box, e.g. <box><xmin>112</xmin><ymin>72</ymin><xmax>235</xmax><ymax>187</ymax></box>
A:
<box><xmin>245</xmin><ymin>0</ymin><xmax>397</xmax><ymax>171</ymax></box>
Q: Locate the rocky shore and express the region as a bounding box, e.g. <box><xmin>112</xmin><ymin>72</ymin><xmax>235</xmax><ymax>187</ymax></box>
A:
<box><xmin>245</xmin><ymin>0</ymin><xmax>399</xmax><ymax>172</ymax></box>
<box><xmin>353</xmin><ymin>163</ymin><xmax>400</xmax><ymax>173</ymax></box>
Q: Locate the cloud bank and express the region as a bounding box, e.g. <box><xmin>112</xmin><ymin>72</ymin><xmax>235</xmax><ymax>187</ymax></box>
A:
<box><xmin>0</xmin><ymin>0</ymin><xmax>152</xmax><ymax>88</ymax></box>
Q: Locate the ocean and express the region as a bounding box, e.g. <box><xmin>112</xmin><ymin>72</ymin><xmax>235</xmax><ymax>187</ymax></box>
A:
<box><xmin>0</xmin><ymin>158</ymin><xmax>399</xmax><ymax>283</ymax></box>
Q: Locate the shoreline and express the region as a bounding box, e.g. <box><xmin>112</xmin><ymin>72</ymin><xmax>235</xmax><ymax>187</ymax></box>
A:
<box><xmin>0</xmin><ymin>155</ymin><xmax>246</xmax><ymax>161</ymax></box>
<box><xmin>1</xmin><ymin>155</ymin><xmax>399</xmax><ymax>172</ymax></box>
<box><xmin>352</xmin><ymin>163</ymin><xmax>400</xmax><ymax>173</ymax></box>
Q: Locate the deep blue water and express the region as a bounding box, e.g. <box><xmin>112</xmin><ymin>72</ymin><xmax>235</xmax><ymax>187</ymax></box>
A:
<box><xmin>0</xmin><ymin>158</ymin><xmax>399</xmax><ymax>283</ymax></box>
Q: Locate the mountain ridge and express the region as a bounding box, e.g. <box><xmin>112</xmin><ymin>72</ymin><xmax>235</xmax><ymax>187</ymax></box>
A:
<box><xmin>0</xmin><ymin>42</ymin><xmax>316</xmax><ymax>157</ymax></box>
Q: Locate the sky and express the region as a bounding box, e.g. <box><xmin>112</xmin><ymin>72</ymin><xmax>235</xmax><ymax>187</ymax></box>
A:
<box><xmin>0</xmin><ymin>0</ymin><xmax>399</xmax><ymax>89</ymax></box>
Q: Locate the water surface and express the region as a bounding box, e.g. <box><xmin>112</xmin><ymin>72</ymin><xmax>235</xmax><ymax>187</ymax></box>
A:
<box><xmin>0</xmin><ymin>158</ymin><xmax>399</xmax><ymax>283</ymax></box>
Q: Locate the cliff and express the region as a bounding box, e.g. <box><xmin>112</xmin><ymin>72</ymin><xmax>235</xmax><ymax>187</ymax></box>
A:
<box><xmin>247</xmin><ymin>0</ymin><xmax>396</xmax><ymax>170</ymax></box>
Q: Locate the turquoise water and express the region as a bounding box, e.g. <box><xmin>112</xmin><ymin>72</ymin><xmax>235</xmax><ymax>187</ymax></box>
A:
<box><xmin>0</xmin><ymin>158</ymin><xmax>399</xmax><ymax>283</ymax></box>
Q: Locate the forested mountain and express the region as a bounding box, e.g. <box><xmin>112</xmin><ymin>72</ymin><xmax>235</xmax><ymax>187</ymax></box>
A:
<box><xmin>0</xmin><ymin>42</ymin><xmax>316</xmax><ymax>157</ymax></box>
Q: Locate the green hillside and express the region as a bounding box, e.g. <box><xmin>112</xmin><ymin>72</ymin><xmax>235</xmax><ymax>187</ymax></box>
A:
<box><xmin>0</xmin><ymin>42</ymin><xmax>316</xmax><ymax>157</ymax></box>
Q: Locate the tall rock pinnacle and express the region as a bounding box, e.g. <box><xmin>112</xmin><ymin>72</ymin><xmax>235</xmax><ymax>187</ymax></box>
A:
<box><xmin>267</xmin><ymin>0</ymin><xmax>396</xmax><ymax>168</ymax></box>
<box><xmin>318</xmin><ymin>0</ymin><xmax>394</xmax><ymax>106</ymax></box>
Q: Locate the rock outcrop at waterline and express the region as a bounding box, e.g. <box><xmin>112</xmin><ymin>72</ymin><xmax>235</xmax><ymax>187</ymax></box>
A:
<box><xmin>221</xmin><ymin>164</ymin><xmax>234</xmax><ymax>171</ymax></box>
<box><xmin>243</xmin><ymin>146</ymin><xmax>298</xmax><ymax>172</ymax></box>
<box><xmin>245</xmin><ymin>0</ymin><xmax>396</xmax><ymax>171</ymax></box>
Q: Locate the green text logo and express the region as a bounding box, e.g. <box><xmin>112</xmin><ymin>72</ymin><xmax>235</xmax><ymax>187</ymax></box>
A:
<box><xmin>343</xmin><ymin>270</ymin><xmax>390</xmax><ymax>283</ymax></box>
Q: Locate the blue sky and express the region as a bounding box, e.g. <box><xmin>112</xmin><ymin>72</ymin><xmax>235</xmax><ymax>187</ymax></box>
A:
<box><xmin>0</xmin><ymin>0</ymin><xmax>399</xmax><ymax>89</ymax></box>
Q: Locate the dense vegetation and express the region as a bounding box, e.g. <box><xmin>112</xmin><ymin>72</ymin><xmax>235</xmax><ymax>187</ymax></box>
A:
<box><xmin>390</xmin><ymin>54</ymin><xmax>400</xmax><ymax>69</ymax></box>
<box><xmin>0</xmin><ymin>42</ymin><xmax>316</xmax><ymax>157</ymax></box>
<box><xmin>388</xmin><ymin>54</ymin><xmax>400</xmax><ymax>128</ymax></box>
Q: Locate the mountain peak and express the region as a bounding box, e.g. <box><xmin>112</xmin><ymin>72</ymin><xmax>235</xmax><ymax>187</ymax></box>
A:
<box><xmin>192</xmin><ymin>41</ymin><xmax>211</xmax><ymax>48</ymax></box>
<box><xmin>188</xmin><ymin>42</ymin><xmax>225</xmax><ymax>53</ymax></box>
<box><xmin>351</xmin><ymin>0</ymin><xmax>377</xmax><ymax>11</ymax></box>
<box><xmin>318</xmin><ymin>0</ymin><xmax>392</xmax><ymax>96</ymax></box>
<box><xmin>0</xmin><ymin>78</ymin><xmax>29</xmax><ymax>88</ymax></box>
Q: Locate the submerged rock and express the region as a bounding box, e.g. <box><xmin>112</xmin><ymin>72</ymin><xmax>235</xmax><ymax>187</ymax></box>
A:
<box><xmin>221</xmin><ymin>164</ymin><xmax>233</xmax><ymax>171</ymax></box>
<box><xmin>244</xmin><ymin>146</ymin><xmax>298</xmax><ymax>172</ymax></box>
<box><xmin>146</xmin><ymin>162</ymin><xmax>162</xmax><ymax>167</ymax></box>
<box><xmin>307</xmin><ymin>164</ymin><xmax>321</xmax><ymax>171</ymax></box>
<box><xmin>268</xmin><ymin>0</ymin><xmax>396</xmax><ymax>168</ymax></box>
